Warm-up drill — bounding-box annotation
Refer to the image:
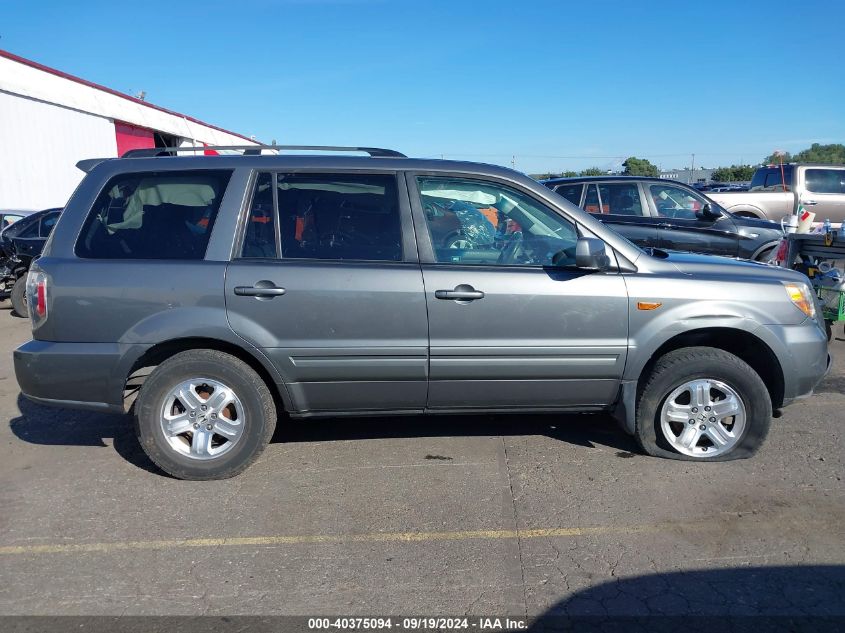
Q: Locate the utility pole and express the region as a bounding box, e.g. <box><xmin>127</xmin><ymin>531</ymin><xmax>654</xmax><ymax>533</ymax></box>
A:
<box><xmin>690</xmin><ymin>153</ymin><xmax>695</xmax><ymax>184</ymax></box>
<box><xmin>511</xmin><ymin>155</ymin><xmax>516</xmax><ymax>170</ymax></box>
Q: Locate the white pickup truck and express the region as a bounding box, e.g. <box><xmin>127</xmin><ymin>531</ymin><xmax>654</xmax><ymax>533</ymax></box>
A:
<box><xmin>707</xmin><ymin>163</ymin><xmax>845</xmax><ymax>225</ymax></box>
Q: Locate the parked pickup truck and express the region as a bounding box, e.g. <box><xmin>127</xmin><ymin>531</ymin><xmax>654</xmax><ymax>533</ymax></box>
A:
<box><xmin>707</xmin><ymin>164</ymin><xmax>845</xmax><ymax>225</ymax></box>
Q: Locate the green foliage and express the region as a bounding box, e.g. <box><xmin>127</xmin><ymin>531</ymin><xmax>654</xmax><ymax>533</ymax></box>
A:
<box><xmin>580</xmin><ymin>167</ymin><xmax>606</xmax><ymax>176</ymax></box>
<box><xmin>563</xmin><ymin>170</ymin><xmax>579</xmax><ymax>177</ymax></box>
<box><xmin>710</xmin><ymin>165</ymin><xmax>756</xmax><ymax>182</ymax></box>
<box><xmin>622</xmin><ymin>156</ymin><xmax>659</xmax><ymax>177</ymax></box>
<box><xmin>764</xmin><ymin>143</ymin><xmax>845</xmax><ymax>165</ymax></box>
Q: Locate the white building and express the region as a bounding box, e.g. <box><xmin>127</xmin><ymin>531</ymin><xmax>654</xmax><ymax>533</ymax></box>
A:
<box><xmin>0</xmin><ymin>49</ymin><xmax>259</xmax><ymax>210</ymax></box>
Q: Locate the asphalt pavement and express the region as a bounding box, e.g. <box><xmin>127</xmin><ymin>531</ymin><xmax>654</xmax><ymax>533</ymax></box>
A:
<box><xmin>0</xmin><ymin>307</ymin><xmax>843</xmax><ymax>621</ymax></box>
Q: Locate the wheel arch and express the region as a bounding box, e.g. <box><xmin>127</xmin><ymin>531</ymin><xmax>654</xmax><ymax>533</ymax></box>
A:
<box><xmin>750</xmin><ymin>239</ymin><xmax>782</xmax><ymax>261</ymax></box>
<box><xmin>726</xmin><ymin>206</ymin><xmax>766</xmax><ymax>220</ymax></box>
<box><xmin>124</xmin><ymin>336</ymin><xmax>292</xmax><ymax>415</ymax></box>
<box><xmin>635</xmin><ymin>327</ymin><xmax>785</xmax><ymax>410</ymax></box>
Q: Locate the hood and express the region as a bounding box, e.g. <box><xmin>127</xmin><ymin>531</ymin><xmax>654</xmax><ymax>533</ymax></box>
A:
<box><xmin>728</xmin><ymin>213</ymin><xmax>783</xmax><ymax>233</ymax></box>
<box><xmin>655</xmin><ymin>250</ymin><xmax>806</xmax><ymax>283</ymax></box>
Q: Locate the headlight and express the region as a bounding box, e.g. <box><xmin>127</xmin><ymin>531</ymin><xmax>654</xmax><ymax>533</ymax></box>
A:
<box><xmin>783</xmin><ymin>282</ymin><xmax>816</xmax><ymax>319</ymax></box>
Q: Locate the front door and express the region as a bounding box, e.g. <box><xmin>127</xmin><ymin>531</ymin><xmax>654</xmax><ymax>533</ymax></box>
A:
<box><xmin>225</xmin><ymin>171</ymin><xmax>428</xmax><ymax>414</ymax></box>
<box><xmin>408</xmin><ymin>173</ymin><xmax>629</xmax><ymax>410</ymax></box>
<box><xmin>646</xmin><ymin>182</ymin><xmax>739</xmax><ymax>257</ymax></box>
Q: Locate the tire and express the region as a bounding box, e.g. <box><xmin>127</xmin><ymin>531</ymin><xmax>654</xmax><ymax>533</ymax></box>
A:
<box><xmin>635</xmin><ymin>347</ymin><xmax>771</xmax><ymax>461</ymax></box>
<box><xmin>135</xmin><ymin>349</ymin><xmax>276</xmax><ymax>480</ymax></box>
<box><xmin>10</xmin><ymin>276</ymin><xmax>27</xmax><ymax>318</ymax></box>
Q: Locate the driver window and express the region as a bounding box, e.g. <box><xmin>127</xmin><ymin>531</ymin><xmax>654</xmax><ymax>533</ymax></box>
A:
<box><xmin>416</xmin><ymin>176</ymin><xmax>579</xmax><ymax>267</ymax></box>
<box><xmin>648</xmin><ymin>184</ymin><xmax>703</xmax><ymax>219</ymax></box>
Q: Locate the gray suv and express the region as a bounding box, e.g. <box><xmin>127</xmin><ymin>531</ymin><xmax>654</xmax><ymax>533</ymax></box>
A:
<box><xmin>13</xmin><ymin>146</ymin><xmax>831</xmax><ymax>479</ymax></box>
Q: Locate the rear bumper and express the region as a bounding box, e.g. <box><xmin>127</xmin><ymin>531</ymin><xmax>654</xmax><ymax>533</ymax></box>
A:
<box><xmin>14</xmin><ymin>339</ymin><xmax>150</xmax><ymax>412</ymax></box>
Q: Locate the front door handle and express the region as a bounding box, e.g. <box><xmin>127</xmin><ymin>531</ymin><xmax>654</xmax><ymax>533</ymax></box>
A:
<box><xmin>435</xmin><ymin>284</ymin><xmax>485</xmax><ymax>301</ymax></box>
<box><xmin>234</xmin><ymin>280</ymin><xmax>286</xmax><ymax>298</ymax></box>
<box><xmin>803</xmin><ymin>200</ymin><xmax>818</xmax><ymax>206</ymax></box>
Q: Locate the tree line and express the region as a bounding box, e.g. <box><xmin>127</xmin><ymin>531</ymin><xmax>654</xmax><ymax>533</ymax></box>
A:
<box><xmin>532</xmin><ymin>143</ymin><xmax>844</xmax><ymax>182</ymax></box>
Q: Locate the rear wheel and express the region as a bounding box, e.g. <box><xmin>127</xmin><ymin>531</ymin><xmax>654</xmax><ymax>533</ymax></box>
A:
<box><xmin>635</xmin><ymin>347</ymin><xmax>771</xmax><ymax>461</ymax></box>
<box><xmin>135</xmin><ymin>349</ymin><xmax>276</xmax><ymax>479</ymax></box>
<box><xmin>10</xmin><ymin>276</ymin><xmax>27</xmax><ymax>318</ymax></box>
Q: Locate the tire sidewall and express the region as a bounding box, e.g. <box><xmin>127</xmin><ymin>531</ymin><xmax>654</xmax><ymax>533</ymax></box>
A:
<box><xmin>10</xmin><ymin>276</ymin><xmax>27</xmax><ymax>318</ymax></box>
<box><xmin>637</xmin><ymin>353</ymin><xmax>771</xmax><ymax>462</ymax></box>
<box><xmin>136</xmin><ymin>354</ymin><xmax>272</xmax><ymax>479</ymax></box>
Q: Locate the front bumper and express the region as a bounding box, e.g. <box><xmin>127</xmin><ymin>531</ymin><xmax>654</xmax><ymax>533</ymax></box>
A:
<box><xmin>763</xmin><ymin>319</ymin><xmax>831</xmax><ymax>407</ymax></box>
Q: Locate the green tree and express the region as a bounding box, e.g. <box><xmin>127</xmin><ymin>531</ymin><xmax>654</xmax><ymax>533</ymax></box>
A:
<box><xmin>562</xmin><ymin>170</ymin><xmax>579</xmax><ymax>177</ymax></box>
<box><xmin>793</xmin><ymin>143</ymin><xmax>845</xmax><ymax>163</ymax></box>
<box><xmin>622</xmin><ymin>156</ymin><xmax>659</xmax><ymax>177</ymax></box>
<box><xmin>764</xmin><ymin>144</ymin><xmax>845</xmax><ymax>165</ymax></box>
<box><xmin>711</xmin><ymin>164</ymin><xmax>756</xmax><ymax>182</ymax></box>
<box><xmin>763</xmin><ymin>151</ymin><xmax>792</xmax><ymax>165</ymax></box>
<box><xmin>580</xmin><ymin>167</ymin><xmax>605</xmax><ymax>176</ymax></box>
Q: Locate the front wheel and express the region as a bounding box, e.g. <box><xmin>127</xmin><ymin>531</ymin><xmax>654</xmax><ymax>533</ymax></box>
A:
<box><xmin>635</xmin><ymin>347</ymin><xmax>771</xmax><ymax>461</ymax></box>
<box><xmin>135</xmin><ymin>349</ymin><xmax>277</xmax><ymax>479</ymax></box>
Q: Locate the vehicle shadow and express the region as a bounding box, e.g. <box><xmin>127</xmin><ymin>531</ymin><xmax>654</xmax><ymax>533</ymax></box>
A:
<box><xmin>9</xmin><ymin>393</ymin><xmax>639</xmax><ymax>476</ymax></box>
<box><xmin>9</xmin><ymin>394</ymin><xmax>162</xmax><ymax>475</ymax></box>
<box><xmin>277</xmin><ymin>410</ymin><xmax>638</xmax><ymax>454</ymax></box>
<box><xmin>528</xmin><ymin>564</ymin><xmax>845</xmax><ymax>632</ymax></box>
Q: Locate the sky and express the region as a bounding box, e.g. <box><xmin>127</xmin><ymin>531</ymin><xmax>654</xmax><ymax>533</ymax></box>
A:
<box><xmin>1</xmin><ymin>0</ymin><xmax>843</xmax><ymax>175</ymax></box>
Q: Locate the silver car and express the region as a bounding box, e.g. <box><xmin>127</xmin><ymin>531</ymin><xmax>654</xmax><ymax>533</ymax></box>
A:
<box><xmin>13</xmin><ymin>146</ymin><xmax>831</xmax><ymax>479</ymax></box>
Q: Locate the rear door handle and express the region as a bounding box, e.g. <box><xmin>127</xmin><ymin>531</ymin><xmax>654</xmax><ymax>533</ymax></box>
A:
<box><xmin>435</xmin><ymin>284</ymin><xmax>485</xmax><ymax>301</ymax></box>
<box><xmin>234</xmin><ymin>281</ymin><xmax>286</xmax><ymax>298</ymax></box>
<box><xmin>803</xmin><ymin>200</ymin><xmax>818</xmax><ymax>206</ymax></box>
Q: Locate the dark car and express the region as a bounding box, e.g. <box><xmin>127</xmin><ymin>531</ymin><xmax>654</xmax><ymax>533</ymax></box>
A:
<box><xmin>541</xmin><ymin>176</ymin><xmax>783</xmax><ymax>261</ymax></box>
<box><xmin>0</xmin><ymin>208</ymin><xmax>61</xmax><ymax>316</ymax></box>
<box><xmin>0</xmin><ymin>208</ymin><xmax>61</xmax><ymax>258</ymax></box>
<box><xmin>0</xmin><ymin>209</ymin><xmax>37</xmax><ymax>232</ymax></box>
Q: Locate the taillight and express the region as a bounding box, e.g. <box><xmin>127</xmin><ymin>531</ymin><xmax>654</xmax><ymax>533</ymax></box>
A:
<box><xmin>26</xmin><ymin>270</ymin><xmax>48</xmax><ymax>328</ymax></box>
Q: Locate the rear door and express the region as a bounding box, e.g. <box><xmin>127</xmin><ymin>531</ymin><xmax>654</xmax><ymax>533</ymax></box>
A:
<box><xmin>646</xmin><ymin>182</ymin><xmax>739</xmax><ymax>257</ymax></box>
<box><xmin>409</xmin><ymin>173</ymin><xmax>628</xmax><ymax>410</ymax></box>
<box><xmin>803</xmin><ymin>167</ymin><xmax>845</xmax><ymax>224</ymax></box>
<box><xmin>581</xmin><ymin>182</ymin><xmax>661</xmax><ymax>248</ymax></box>
<box><xmin>224</xmin><ymin>171</ymin><xmax>428</xmax><ymax>414</ymax></box>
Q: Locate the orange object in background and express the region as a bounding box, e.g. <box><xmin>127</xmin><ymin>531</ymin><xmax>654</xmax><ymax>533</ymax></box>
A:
<box><xmin>478</xmin><ymin>207</ymin><xmax>499</xmax><ymax>227</ymax></box>
<box><xmin>295</xmin><ymin>216</ymin><xmax>305</xmax><ymax>240</ymax></box>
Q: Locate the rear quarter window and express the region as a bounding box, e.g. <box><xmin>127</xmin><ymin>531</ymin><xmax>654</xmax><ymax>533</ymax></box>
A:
<box><xmin>554</xmin><ymin>184</ymin><xmax>584</xmax><ymax>206</ymax></box>
<box><xmin>75</xmin><ymin>170</ymin><xmax>232</xmax><ymax>259</ymax></box>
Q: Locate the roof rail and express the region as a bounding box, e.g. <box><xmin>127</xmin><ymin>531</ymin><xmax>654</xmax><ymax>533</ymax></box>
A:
<box><xmin>121</xmin><ymin>145</ymin><xmax>407</xmax><ymax>159</ymax></box>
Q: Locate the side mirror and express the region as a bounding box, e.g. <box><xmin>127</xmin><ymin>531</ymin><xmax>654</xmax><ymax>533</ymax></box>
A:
<box><xmin>696</xmin><ymin>202</ymin><xmax>722</xmax><ymax>220</ymax></box>
<box><xmin>575</xmin><ymin>237</ymin><xmax>610</xmax><ymax>271</ymax></box>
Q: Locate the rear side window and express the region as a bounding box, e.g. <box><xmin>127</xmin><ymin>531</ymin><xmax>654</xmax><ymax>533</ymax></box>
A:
<box><xmin>598</xmin><ymin>183</ymin><xmax>645</xmax><ymax>216</ymax></box>
<box><xmin>554</xmin><ymin>184</ymin><xmax>583</xmax><ymax>206</ymax></box>
<box><xmin>750</xmin><ymin>166</ymin><xmax>793</xmax><ymax>191</ymax></box>
<box><xmin>241</xmin><ymin>172</ymin><xmax>278</xmax><ymax>258</ymax></box>
<box><xmin>240</xmin><ymin>172</ymin><xmax>402</xmax><ymax>262</ymax></box>
<box><xmin>805</xmin><ymin>169</ymin><xmax>845</xmax><ymax>194</ymax></box>
<box><xmin>76</xmin><ymin>170</ymin><xmax>232</xmax><ymax>259</ymax></box>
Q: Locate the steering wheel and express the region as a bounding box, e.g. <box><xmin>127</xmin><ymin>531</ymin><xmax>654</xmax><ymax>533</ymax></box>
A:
<box><xmin>498</xmin><ymin>232</ymin><xmax>524</xmax><ymax>265</ymax></box>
